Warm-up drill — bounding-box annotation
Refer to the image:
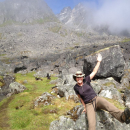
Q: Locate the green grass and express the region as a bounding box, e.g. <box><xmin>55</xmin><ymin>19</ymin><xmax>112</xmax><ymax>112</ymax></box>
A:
<box><xmin>0</xmin><ymin>33</ymin><xmax>2</xmax><ymax>39</ymax></box>
<box><xmin>49</xmin><ymin>26</ymin><xmax>61</xmax><ymax>33</ymax></box>
<box><xmin>0</xmin><ymin>54</ymin><xmax>6</xmax><ymax>57</ymax></box>
<box><xmin>121</xmin><ymin>38</ymin><xmax>130</xmax><ymax>43</ymax></box>
<box><xmin>0</xmin><ymin>72</ymin><xmax>79</xmax><ymax>130</ymax></box>
<box><xmin>0</xmin><ymin>17</ymin><xmax>58</xmax><ymax>27</ymax></box>
<box><xmin>73</xmin><ymin>31</ymin><xmax>86</xmax><ymax>38</ymax></box>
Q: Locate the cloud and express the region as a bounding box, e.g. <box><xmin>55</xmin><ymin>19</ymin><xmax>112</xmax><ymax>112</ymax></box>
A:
<box><xmin>84</xmin><ymin>0</ymin><xmax>130</xmax><ymax>36</ymax></box>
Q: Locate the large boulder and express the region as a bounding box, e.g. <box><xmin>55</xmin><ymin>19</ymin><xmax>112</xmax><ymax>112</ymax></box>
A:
<box><xmin>50</xmin><ymin>105</ymin><xmax>130</xmax><ymax>130</ymax></box>
<box><xmin>83</xmin><ymin>45</ymin><xmax>125</xmax><ymax>80</ymax></box>
<box><xmin>0</xmin><ymin>75</ymin><xmax>15</xmax><ymax>97</ymax></box>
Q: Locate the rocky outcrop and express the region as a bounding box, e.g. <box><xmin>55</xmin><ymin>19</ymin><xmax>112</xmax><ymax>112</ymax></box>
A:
<box><xmin>83</xmin><ymin>45</ymin><xmax>125</xmax><ymax>81</ymax></box>
<box><xmin>0</xmin><ymin>75</ymin><xmax>15</xmax><ymax>101</ymax></box>
<box><xmin>34</xmin><ymin>92</ymin><xmax>55</xmax><ymax>107</ymax></box>
<box><xmin>9</xmin><ymin>82</ymin><xmax>26</xmax><ymax>95</ymax></box>
<box><xmin>57</xmin><ymin>7</ymin><xmax>72</xmax><ymax>23</ymax></box>
<box><xmin>57</xmin><ymin>3</ymin><xmax>91</xmax><ymax>30</ymax></box>
<box><xmin>50</xmin><ymin>105</ymin><xmax>130</xmax><ymax>130</ymax></box>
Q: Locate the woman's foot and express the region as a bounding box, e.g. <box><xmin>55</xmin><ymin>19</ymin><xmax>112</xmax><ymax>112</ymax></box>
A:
<box><xmin>123</xmin><ymin>108</ymin><xmax>130</xmax><ymax>124</ymax></box>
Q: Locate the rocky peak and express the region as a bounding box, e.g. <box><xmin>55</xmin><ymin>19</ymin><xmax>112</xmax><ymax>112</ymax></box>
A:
<box><xmin>57</xmin><ymin>3</ymin><xmax>90</xmax><ymax>30</ymax></box>
<box><xmin>57</xmin><ymin>7</ymin><xmax>72</xmax><ymax>23</ymax></box>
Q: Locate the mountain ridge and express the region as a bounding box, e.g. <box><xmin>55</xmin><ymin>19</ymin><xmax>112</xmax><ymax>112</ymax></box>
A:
<box><xmin>0</xmin><ymin>0</ymin><xmax>56</xmax><ymax>25</ymax></box>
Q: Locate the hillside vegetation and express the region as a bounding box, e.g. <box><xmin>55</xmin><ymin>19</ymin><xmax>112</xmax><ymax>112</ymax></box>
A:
<box><xmin>0</xmin><ymin>72</ymin><xmax>79</xmax><ymax>130</ymax></box>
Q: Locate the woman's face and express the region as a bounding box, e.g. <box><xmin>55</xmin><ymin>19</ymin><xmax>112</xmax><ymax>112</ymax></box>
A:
<box><xmin>76</xmin><ymin>77</ymin><xmax>83</xmax><ymax>84</ymax></box>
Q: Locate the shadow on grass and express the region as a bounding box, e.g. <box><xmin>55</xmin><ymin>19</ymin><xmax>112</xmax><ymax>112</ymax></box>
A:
<box><xmin>0</xmin><ymin>96</ymin><xmax>14</xmax><ymax>129</ymax></box>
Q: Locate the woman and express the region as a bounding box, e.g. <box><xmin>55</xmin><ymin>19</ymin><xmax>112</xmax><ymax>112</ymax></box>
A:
<box><xmin>73</xmin><ymin>53</ymin><xmax>130</xmax><ymax>130</ymax></box>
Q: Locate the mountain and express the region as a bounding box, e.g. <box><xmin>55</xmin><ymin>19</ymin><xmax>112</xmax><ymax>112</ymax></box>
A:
<box><xmin>57</xmin><ymin>7</ymin><xmax>72</xmax><ymax>23</ymax></box>
<box><xmin>0</xmin><ymin>0</ymin><xmax>56</xmax><ymax>24</ymax></box>
<box><xmin>57</xmin><ymin>3</ymin><xmax>92</xmax><ymax>31</ymax></box>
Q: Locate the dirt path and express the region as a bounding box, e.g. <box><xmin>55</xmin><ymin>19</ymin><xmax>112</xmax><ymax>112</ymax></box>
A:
<box><xmin>0</xmin><ymin>96</ymin><xmax>13</xmax><ymax>130</ymax></box>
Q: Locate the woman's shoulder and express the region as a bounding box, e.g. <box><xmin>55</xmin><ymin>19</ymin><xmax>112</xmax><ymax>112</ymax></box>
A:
<box><xmin>85</xmin><ymin>75</ymin><xmax>91</xmax><ymax>83</ymax></box>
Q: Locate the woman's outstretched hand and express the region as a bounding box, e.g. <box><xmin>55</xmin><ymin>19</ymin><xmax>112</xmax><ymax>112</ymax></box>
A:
<box><xmin>97</xmin><ymin>53</ymin><xmax>102</xmax><ymax>62</ymax></box>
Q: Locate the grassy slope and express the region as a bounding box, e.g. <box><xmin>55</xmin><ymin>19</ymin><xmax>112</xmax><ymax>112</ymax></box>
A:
<box><xmin>0</xmin><ymin>72</ymin><xmax>79</xmax><ymax>130</ymax></box>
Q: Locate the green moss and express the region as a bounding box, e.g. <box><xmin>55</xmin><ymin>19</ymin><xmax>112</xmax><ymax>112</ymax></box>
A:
<box><xmin>17</xmin><ymin>32</ymin><xmax>23</xmax><ymax>37</ymax></box>
<box><xmin>0</xmin><ymin>76</ymin><xmax>4</xmax><ymax>87</ymax></box>
<box><xmin>0</xmin><ymin>57</ymin><xmax>11</xmax><ymax>64</ymax></box>
<box><xmin>0</xmin><ymin>54</ymin><xmax>6</xmax><ymax>57</ymax></box>
<box><xmin>88</xmin><ymin>45</ymin><xmax>119</xmax><ymax>56</ymax></box>
<box><xmin>0</xmin><ymin>17</ymin><xmax>58</xmax><ymax>27</ymax></box>
<box><xmin>74</xmin><ymin>43</ymin><xmax>80</xmax><ymax>46</ymax></box>
<box><xmin>0</xmin><ymin>33</ymin><xmax>2</xmax><ymax>39</ymax></box>
<box><xmin>121</xmin><ymin>38</ymin><xmax>130</xmax><ymax>43</ymax></box>
<box><xmin>75</xmin><ymin>31</ymin><xmax>86</xmax><ymax>37</ymax></box>
<box><xmin>103</xmin><ymin>82</ymin><xmax>116</xmax><ymax>88</ymax></box>
<box><xmin>49</xmin><ymin>26</ymin><xmax>61</xmax><ymax>33</ymax></box>
<box><xmin>0</xmin><ymin>20</ymin><xmax>14</xmax><ymax>27</ymax></box>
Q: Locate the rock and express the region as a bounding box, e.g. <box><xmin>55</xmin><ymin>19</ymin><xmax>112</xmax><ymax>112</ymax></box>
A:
<box><xmin>34</xmin><ymin>92</ymin><xmax>55</xmax><ymax>107</ymax></box>
<box><xmin>3</xmin><ymin>75</ymin><xmax>15</xmax><ymax>87</ymax></box>
<box><xmin>124</xmin><ymin>90</ymin><xmax>130</xmax><ymax>108</ymax></box>
<box><xmin>9</xmin><ymin>82</ymin><xmax>26</xmax><ymax>94</ymax></box>
<box><xmin>0</xmin><ymin>75</ymin><xmax>15</xmax><ymax>96</ymax></box>
<box><xmin>34</xmin><ymin>69</ymin><xmax>53</xmax><ymax>78</ymax></box>
<box><xmin>57</xmin><ymin>84</ymin><xmax>79</xmax><ymax>103</ymax></box>
<box><xmin>99</xmin><ymin>86</ymin><xmax>123</xmax><ymax>104</ymax></box>
<box><xmin>50</xmin><ymin>105</ymin><xmax>130</xmax><ymax>130</ymax></box>
<box><xmin>66</xmin><ymin>105</ymin><xmax>84</xmax><ymax>121</ymax></box>
<box><xmin>83</xmin><ymin>45</ymin><xmax>125</xmax><ymax>80</ymax></box>
<box><xmin>121</xmin><ymin>76</ymin><xmax>130</xmax><ymax>89</ymax></box>
<box><xmin>91</xmin><ymin>81</ymin><xmax>102</xmax><ymax>94</ymax></box>
<box><xmin>89</xmin><ymin>78</ymin><xmax>123</xmax><ymax>104</ymax></box>
<box><xmin>62</xmin><ymin>74</ymin><xmax>76</xmax><ymax>85</ymax></box>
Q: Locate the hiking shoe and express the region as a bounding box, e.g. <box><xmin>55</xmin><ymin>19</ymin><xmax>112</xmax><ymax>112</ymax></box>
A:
<box><xmin>124</xmin><ymin>108</ymin><xmax>130</xmax><ymax>124</ymax></box>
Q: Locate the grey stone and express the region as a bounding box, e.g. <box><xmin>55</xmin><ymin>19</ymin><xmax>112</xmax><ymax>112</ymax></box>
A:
<box><xmin>124</xmin><ymin>90</ymin><xmax>130</xmax><ymax>108</ymax></box>
<box><xmin>9</xmin><ymin>82</ymin><xmax>26</xmax><ymax>94</ymax></box>
<box><xmin>34</xmin><ymin>92</ymin><xmax>55</xmax><ymax>107</ymax></box>
<box><xmin>50</xmin><ymin>105</ymin><xmax>130</xmax><ymax>130</ymax></box>
<box><xmin>83</xmin><ymin>45</ymin><xmax>125</xmax><ymax>80</ymax></box>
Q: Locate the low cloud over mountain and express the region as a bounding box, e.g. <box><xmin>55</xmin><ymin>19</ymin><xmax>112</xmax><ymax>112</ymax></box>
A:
<box><xmin>58</xmin><ymin>0</ymin><xmax>130</xmax><ymax>36</ymax></box>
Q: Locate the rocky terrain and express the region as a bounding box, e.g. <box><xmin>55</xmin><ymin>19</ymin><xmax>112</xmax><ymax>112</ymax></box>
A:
<box><xmin>0</xmin><ymin>0</ymin><xmax>130</xmax><ymax>130</ymax></box>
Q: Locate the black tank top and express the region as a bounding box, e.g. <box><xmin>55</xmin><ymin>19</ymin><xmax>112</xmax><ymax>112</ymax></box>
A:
<box><xmin>74</xmin><ymin>76</ymin><xmax>97</xmax><ymax>104</ymax></box>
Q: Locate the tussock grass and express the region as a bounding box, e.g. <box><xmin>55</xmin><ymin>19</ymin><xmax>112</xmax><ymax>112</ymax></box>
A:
<box><xmin>0</xmin><ymin>72</ymin><xmax>79</xmax><ymax>130</ymax></box>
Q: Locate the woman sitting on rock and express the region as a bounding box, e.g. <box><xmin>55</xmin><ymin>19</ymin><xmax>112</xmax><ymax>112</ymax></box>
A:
<box><xmin>73</xmin><ymin>53</ymin><xmax>130</xmax><ymax>130</ymax></box>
